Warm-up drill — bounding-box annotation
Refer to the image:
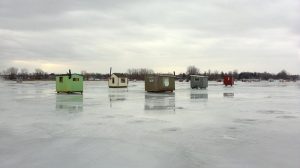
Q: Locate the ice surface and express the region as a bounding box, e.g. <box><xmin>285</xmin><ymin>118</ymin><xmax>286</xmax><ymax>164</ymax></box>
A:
<box><xmin>0</xmin><ymin>80</ymin><xmax>300</xmax><ymax>168</ymax></box>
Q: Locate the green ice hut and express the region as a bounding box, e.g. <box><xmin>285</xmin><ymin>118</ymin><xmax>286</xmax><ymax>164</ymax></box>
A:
<box><xmin>145</xmin><ymin>74</ymin><xmax>176</xmax><ymax>92</ymax></box>
<box><xmin>56</xmin><ymin>70</ymin><xmax>83</xmax><ymax>94</ymax></box>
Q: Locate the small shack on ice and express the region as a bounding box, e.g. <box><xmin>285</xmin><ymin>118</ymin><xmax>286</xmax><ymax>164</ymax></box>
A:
<box><xmin>145</xmin><ymin>74</ymin><xmax>175</xmax><ymax>92</ymax></box>
<box><xmin>190</xmin><ymin>75</ymin><xmax>208</xmax><ymax>89</ymax></box>
<box><xmin>223</xmin><ymin>75</ymin><xmax>234</xmax><ymax>86</ymax></box>
<box><xmin>108</xmin><ymin>73</ymin><xmax>128</xmax><ymax>88</ymax></box>
<box><xmin>56</xmin><ymin>70</ymin><xmax>83</xmax><ymax>94</ymax></box>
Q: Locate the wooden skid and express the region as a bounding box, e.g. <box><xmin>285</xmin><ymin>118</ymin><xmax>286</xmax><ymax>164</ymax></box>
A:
<box><xmin>109</xmin><ymin>86</ymin><xmax>128</xmax><ymax>88</ymax></box>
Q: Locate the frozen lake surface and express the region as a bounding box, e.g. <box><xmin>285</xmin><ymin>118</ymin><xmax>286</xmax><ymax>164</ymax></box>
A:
<box><xmin>0</xmin><ymin>80</ymin><xmax>300</xmax><ymax>168</ymax></box>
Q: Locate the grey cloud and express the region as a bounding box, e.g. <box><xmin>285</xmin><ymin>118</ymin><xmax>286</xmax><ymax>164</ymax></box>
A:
<box><xmin>0</xmin><ymin>0</ymin><xmax>299</xmax><ymax>73</ymax></box>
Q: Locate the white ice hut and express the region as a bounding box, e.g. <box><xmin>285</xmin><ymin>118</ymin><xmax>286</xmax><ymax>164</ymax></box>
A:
<box><xmin>108</xmin><ymin>73</ymin><xmax>128</xmax><ymax>88</ymax></box>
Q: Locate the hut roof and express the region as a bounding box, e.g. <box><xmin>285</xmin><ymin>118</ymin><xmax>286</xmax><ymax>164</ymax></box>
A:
<box><xmin>190</xmin><ymin>75</ymin><xmax>208</xmax><ymax>77</ymax></box>
<box><xmin>148</xmin><ymin>74</ymin><xmax>176</xmax><ymax>78</ymax></box>
<box><xmin>56</xmin><ymin>73</ymin><xmax>83</xmax><ymax>76</ymax></box>
<box><xmin>112</xmin><ymin>73</ymin><xmax>127</xmax><ymax>78</ymax></box>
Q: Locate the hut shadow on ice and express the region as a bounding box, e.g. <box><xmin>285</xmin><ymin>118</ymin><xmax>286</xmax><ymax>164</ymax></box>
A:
<box><xmin>108</xmin><ymin>90</ymin><xmax>127</xmax><ymax>108</ymax></box>
<box><xmin>190</xmin><ymin>90</ymin><xmax>208</xmax><ymax>100</ymax></box>
<box><xmin>223</xmin><ymin>92</ymin><xmax>234</xmax><ymax>98</ymax></box>
<box><xmin>144</xmin><ymin>93</ymin><xmax>175</xmax><ymax>113</ymax></box>
<box><xmin>55</xmin><ymin>94</ymin><xmax>83</xmax><ymax>113</ymax></box>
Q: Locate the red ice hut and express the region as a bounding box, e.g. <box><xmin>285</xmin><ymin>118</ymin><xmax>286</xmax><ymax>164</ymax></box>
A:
<box><xmin>223</xmin><ymin>75</ymin><xmax>234</xmax><ymax>86</ymax></box>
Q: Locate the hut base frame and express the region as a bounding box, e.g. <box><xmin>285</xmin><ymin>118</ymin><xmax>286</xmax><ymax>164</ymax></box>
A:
<box><xmin>57</xmin><ymin>91</ymin><xmax>83</xmax><ymax>94</ymax></box>
<box><xmin>109</xmin><ymin>86</ymin><xmax>128</xmax><ymax>88</ymax></box>
<box><xmin>146</xmin><ymin>90</ymin><xmax>174</xmax><ymax>93</ymax></box>
<box><xmin>191</xmin><ymin>87</ymin><xmax>207</xmax><ymax>89</ymax></box>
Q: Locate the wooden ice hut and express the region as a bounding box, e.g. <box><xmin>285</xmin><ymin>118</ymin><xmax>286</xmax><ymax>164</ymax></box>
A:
<box><xmin>108</xmin><ymin>73</ymin><xmax>128</xmax><ymax>88</ymax></box>
<box><xmin>56</xmin><ymin>70</ymin><xmax>83</xmax><ymax>94</ymax></box>
<box><xmin>145</xmin><ymin>74</ymin><xmax>175</xmax><ymax>92</ymax></box>
<box><xmin>190</xmin><ymin>75</ymin><xmax>208</xmax><ymax>89</ymax></box>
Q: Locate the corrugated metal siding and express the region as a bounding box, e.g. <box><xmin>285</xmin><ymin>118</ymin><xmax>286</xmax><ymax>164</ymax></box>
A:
<box><xmin>56</xmin><ymin>75</ymin><xmax>83</xmax><ymax>93</ymax></box>
<box><xmin>145</xmin><ymin>75</ymin><xmax>175</xmax><ymax>92</ymax></box>
<box><xmin>190</xmin><ymin>76</ymin><xmax>208</xmax><ymax>89</ymax></box>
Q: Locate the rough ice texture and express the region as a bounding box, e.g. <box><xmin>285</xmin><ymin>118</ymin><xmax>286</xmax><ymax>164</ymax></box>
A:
<box><xmin>0</xmin><ymin>80</ymin><xmax>299</xmax><ymax>168</ymax></box>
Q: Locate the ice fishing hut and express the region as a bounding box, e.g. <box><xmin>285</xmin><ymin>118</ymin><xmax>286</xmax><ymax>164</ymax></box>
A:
<box><xmin>56</xmin><ymin>70</ymin><xmax>83</xmax><ymax>94</ymax></box>
<box><xmin>108</xmin><ymin>73</ymin><xmax>128</xmax><ymax>88</ymax></box>
<box><xmin>145</xmin><ymin>74</ymin><xmax>175</xmax><ymax>92</ymax></box>
<box><xmin>223</xmin><ymin>75</ymin><xmax>234</xmax><ymax>86</ymax></box>
<box><xmin>190</xmin><ymin>75</ymin><xmax>208</xmax><ymax>89</ymax></box>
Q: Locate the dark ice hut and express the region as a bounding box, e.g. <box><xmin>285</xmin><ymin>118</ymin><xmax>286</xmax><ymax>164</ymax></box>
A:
<box><xmin>145</xmin><ymin>74</ymin><xmax>175</xmax><ymax>92</ymax></box>
<box><xmin>56</xmin><ymin>70</ymin><xmax>83</xmax><ymax>94</ymax></box>
<box><xmin>190</xmin><ymin>75</ymin><xmax>208</xmax><ymax>89</ymax></box>
<box><xmin>223</xmin><ymin>75</ymin><xmax>234</xmax><ymax>86</ymax></box>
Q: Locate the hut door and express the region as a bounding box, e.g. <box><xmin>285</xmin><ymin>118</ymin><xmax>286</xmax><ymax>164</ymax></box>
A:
<box><xmin>163</xmin><ymin>77</ymin><xmax>169</xmax><ymax>87</ymax></box>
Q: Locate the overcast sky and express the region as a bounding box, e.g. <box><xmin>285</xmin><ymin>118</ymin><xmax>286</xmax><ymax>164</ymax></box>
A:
<box><xmin>0</xmin><ymin>0</ymin><xmax>299</xmax><ymax>74</ymax></box>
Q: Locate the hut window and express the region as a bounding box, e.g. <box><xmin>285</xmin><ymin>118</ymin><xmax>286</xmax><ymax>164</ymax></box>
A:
<box><xmin>149</xmin><ymin>77</ymin><xmax>154</xmax><ymax>82</ymax></box>
<box><xmin>163</xmin><ymin>77</ymin><xmax>169</xmax><ymax>87</ymax></box>
<box><xmin>59</xmin><ymin>77</ymin><xmax>63</xmax><ymax>82</ymax></box>
<box><xmin>121</xmin><ymin>78</ymin><xmax>126</xmax><ymax>83</ymax></box>
<box><xmin>73</xmin><ymin>78</ymin><xmax>79</xmax><ymax>82</ymax></box>
<box><xmin>195</xmin><ymin>77</ymin><xmax>199</xmax><ymax>81</ymax></box>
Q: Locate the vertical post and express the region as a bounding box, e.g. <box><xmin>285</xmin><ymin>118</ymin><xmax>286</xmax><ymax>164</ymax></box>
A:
<box><xmin>110</xmin><ymin>67</ymin><xmax>112</xmax><ymax>76</ymax></box>
<box><xmin>68</xmin><ymin>69</ymin><xmax>71</xmax><ymax>79</ymax></box>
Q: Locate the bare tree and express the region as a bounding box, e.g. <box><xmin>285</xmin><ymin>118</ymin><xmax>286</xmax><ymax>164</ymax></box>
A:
<box><xmin>35</xmin><ymin>68</ymin><xmax>44</xmax><ymax>74</ymax></box>
<box><xmin>211</xmin><ymin>70</ymin><xmax>220</xmax><ymax>80</ymax></box>
<box><xmin>81</xmin><ymin>70</ymin><xmax>87</xmax><ymax>75</ymax></box>
<box><xmin>127</xmin><ymin>68</ymin><xmax>154</xmax><ymax>80</ymax></box>
<box><xmin>277</xmin><ymin>70</ymin><xmax>288</xmax><ymax>79</ymax></box>
<box><xmin>81</xmin><ymin>70</ymin><xmax>93</xmax><ymax>80</ymax></box>
<box><xmin>233</xmin><ymin>70</ymin><xmax>238</xmax><ymax>79</ymax></box>
<box><xmin>186</xmin><ymin>65</ymin><xmax>200</xmax><ymax>75</ymax></box>
<box><xmin>5</xmin><ymin>67</ymin><xmax>18</xmax><ymax>80</ymax></box>
<box><xmin>21</xmin><ymin>68</ymin><xmax>28</xmax><ymax>74</ymax></box>
<box><xmin>20</xmin><ymin>68</ymin><xmax>29</xmax><ymax>79</ymax></box>
<box><xmin>35</xmin><ymin>68</ymin><xmax>44</xmax><ymax>80</ymax></box>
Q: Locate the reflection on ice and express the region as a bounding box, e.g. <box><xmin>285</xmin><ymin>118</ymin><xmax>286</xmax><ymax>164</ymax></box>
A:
<box><xmin>190</xmin><ymin>93</ymin><xmax>208</xmax><ymax>99</ymax></box>
<box><xmin>223</xmin><ymin>92</ymin><xmax>234</xmax><ymax>97</ymax></box>
<box><xmin>109</xmin><ymin>94</ymin><xmax>127</xmax><ymax>101</ymax></box>
<box><xmin>109</xmin><ymin>94</ymin><xmax>127</xmax><ymax>108</ymax></box>
<box><xmin>190</xmin><ymin>89</ymin><xmax>208</xmax><ymax>100</ymax></box>
<box><xmin>144</xmin><ymin>93</ymin><xmax>175</xmax><ymax>112</ymax></box>
<box><xmin>55</xmin><ymin>94</ymin><xmax>83</xmax><ymax>113</ymax></box>
<box><xmin>108</xmin><ymin>88</ymin><xmax>128</xmax><ymax>93</ymax></box>
<box><xmin>108</xmin><ymin>88</ymin><xmax>128</xmax><ymax>107</ymax></box>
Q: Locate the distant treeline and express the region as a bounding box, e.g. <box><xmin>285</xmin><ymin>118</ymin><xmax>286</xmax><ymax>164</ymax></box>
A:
<box><xmin>0</xmin><ymin>67</ymin><xmax>156</xmax><ymax>81</ymax></box>
<box><xmin>0</xmin><ymin>66</ymin><xmax>299</xmax><ymax>81</ymax></box>
<box><xmin>179</xmin><ymin>69</ymin><xmax>299</xmax><ymax>81</ymax></box>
